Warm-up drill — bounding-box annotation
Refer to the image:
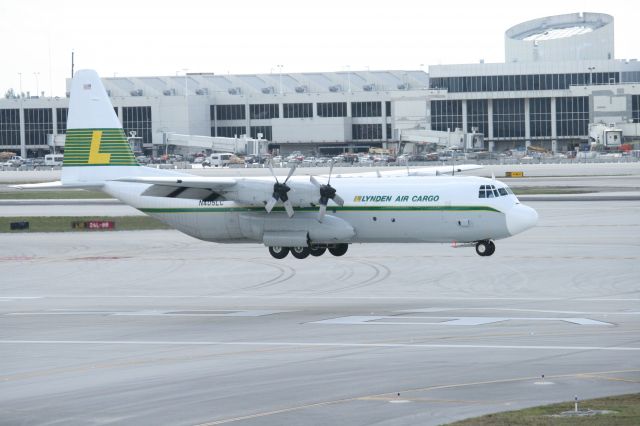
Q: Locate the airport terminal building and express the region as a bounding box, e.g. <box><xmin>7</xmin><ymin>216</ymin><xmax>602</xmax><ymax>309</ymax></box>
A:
<box><xmin>2</xmin><ymin>12</ymin><xmax>640</xmax><ymax>157</ymax></box>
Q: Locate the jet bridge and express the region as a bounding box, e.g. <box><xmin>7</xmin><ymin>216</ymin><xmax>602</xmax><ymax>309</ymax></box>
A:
<box><xmin>399</xmin><ymin>128</ymin><xmax>484</xmax><ymax>154</ymax></box>
<box><xmin>166</xmin><ymin>133</ymin><xmax>268</xmax><ymax>156</ymax></box>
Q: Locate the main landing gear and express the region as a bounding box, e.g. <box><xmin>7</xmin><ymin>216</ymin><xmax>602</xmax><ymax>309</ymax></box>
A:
<box><xmin>268</xmin><ymin>244</ymin><xmax>348</xmax><ymax>259</ymax></box>
<box><xmin>475</xmin><ymin>240</ymin><xmax>496</xmax><ymax>257</ymax></box>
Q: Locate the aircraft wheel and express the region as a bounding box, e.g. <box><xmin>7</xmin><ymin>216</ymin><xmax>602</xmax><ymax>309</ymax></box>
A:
<box><xmin>485</xmin><ymin>241</ymin><xmax>496</xmax><ymax>256</ymax></box>
<box><xmin>475</xmin><ymin>240</ymin><xmax>493</xmax><ymax>257</ymax></box>
<box><xmin>309</xmin><ymin>246</ymin><xmax>326</xmax><ymax>257</ymax></box>
<box><xmin>290</xmin><ymin>246</ymin><xmax>310</xmax><ymax>259</ymax></box>
<box><xmin>269</xmin><ymin>246</ymin><xmax>289</xmax><ymax>259</ymax></box>
<box><xmin>328</xmin><ymin>243</ymin><xmax>349</xmax><ymax>257</ymax></box>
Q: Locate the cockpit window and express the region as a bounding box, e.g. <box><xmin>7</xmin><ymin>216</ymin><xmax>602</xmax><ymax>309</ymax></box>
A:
<box><xmin>479</xmin><ymin>184</ymin><xmax>512</xmax><ymax>198</ymax></box>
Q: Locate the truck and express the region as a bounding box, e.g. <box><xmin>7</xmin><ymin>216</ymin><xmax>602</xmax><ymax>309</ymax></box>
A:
<box><xmin>44</xmin><ymin>154</ymin><xmax>64</xmax><ymax>166</ymax></box>
<box><xmin>204</xmin><ymin>152</ymin><xmax>234</xmax><ymax>167</ymax></box>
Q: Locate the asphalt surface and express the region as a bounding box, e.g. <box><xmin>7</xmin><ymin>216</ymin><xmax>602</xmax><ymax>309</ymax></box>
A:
<box><xmin>1</xmin><ymin>199</ymin><xmax>639</xmax><ymax>425</ymax></box>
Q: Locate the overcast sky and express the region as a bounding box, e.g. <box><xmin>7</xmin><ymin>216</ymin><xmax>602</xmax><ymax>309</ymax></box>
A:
<box><xmin>1</xmin><ymin>0</ymin><xmax>637</xmax><ymax>96</ymax></box>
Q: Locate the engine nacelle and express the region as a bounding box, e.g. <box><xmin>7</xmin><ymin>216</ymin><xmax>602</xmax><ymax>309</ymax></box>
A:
<box><xmin>229</xmin><ymin>180</ymin><xmax>320</xmax><ymax>207</ymax></box>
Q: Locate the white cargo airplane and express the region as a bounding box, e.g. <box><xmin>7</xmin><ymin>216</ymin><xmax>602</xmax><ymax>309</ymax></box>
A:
<box><xmin>16</xmin><ymin>70</ymin><xmax>538</xmax><ymax>259</ymax></box>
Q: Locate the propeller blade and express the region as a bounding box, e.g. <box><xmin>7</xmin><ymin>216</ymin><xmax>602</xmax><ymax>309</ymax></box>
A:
<box><xmin>284</xmin><ymin>163</ymin><xmax>297</xmax><ymax>183</ymax></box>
<box><xmin>283</xmin><ymin>200</ymin><xmax>295</xmax><ymax>217</ymax></box>
<box><xmin>317</xmin><ymin>203</ymin><xmax>327</xmax><ymax>222</ymax></box>
<box><xmin>268</xmin><ymin>160</ymin><xmax>279</xmax><ymax>183</ymax></box>
<box><xmin>332</xmin><ymin>193</ymin><xmax>345</xmax><ymax>206</ymax></box>
<box><xmin>309</xmin><ymin>175</ymin><xmax>321</xmax><ymax>188</ymax></box>
<box><xmin>265</xmin><ymin>197</ymin><xmax>278</xmax><ymax>213</ymax></box>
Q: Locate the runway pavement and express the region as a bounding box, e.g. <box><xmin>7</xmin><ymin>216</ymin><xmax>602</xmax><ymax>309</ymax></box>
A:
<box><xmin>1</xmin><ymin>200</ymin><xmax>639</xmax><ymax>425</ymax></box>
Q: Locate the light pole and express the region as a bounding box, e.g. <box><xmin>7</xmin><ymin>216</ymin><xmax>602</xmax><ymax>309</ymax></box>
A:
<box><xmin>277</xmin><ymin>64</ymin><xmax>283</xmax><ymax>94</ymax></box>
<box><xmin>588</xmin><ymin>66</ymin><xmax>595</xmax><ymax>85</ymax></box>
<box><xmin>34</xmin><ymin>72</ymin><xmax>40</xmax><ymax>97</ymax></box>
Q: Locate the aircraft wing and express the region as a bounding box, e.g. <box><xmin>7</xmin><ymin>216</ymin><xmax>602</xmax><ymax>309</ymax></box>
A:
<box><xmin>116</xmin><ymin>176</ymin><xmax>239</xmax><ymax>190</ymax></box>
<box><xmin>332</xmin><ymin>164</ymin><xmax>483</xmax><ymax>178</ymax></box>
<box><xmin>115</xmin><ymin>176</ymin><xmax>319</xmax><ymax>206</ymax></box>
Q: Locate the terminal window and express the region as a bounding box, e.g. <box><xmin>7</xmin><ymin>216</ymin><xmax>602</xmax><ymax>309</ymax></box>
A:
<box><xmin>530</xmin><ymin>98</ymin><xmax>552</xmax><ymax>138</ymax></box>
<box><xmin>215</xmin><ymin>104</ymin><xmax>245</xmax><ymax>121</ymax></box>
<box><xmin>283</xmin><ymin>103</ymin><xmax>313</xmax><ymax>118</ymax></box>
<box><xmin>467</xmin><ymin>100</ymin><xmax>488</xmax><ymax>137</ymax></box>
<box><xmin>56</xmin><ymin>108</ymin><xmax>68</xmax><ymax>134</ymax></box>
<box><xmin>0</xmin><ymin>109</ymin><xmax>20</xmax><ymax>146</ymax></box>
<box><xmin>250</xmin><ymin>125</ymin><xmax>272</xmax><ymax>140</ymax></box>
<box><xmin>215</xmin><ymin>126</ymin><xmax>246</xmax><ymax>138</ymax></box>
<box><xmin>352</xmin><ymin>124</ymin><xmax>382</xmax><ymax>140</ymax></box>
<box><xmin>122</xmin><ymin>106</ymin><xmax>152</xmax><ymax>144</ymax></box>
<box><xmin>492</xmin><ymin>99</ymin><xmax>525</xmax><ymax>139</ymax></box>
<box><xmin>632</xmin><ymin>95</ymin><xmax>640</xmax><ymax>123</ymax></box>
<box><xmin>556</xmin><ymin>97</ymin><xmax>589</xmax><ymax>137</ymax></box>
<box><xmin>351</xmin><ymin>101</ymin><xmax>382</xmax><ymax>117</ymax></box>
<box><xmin>317</xmin><ymin>102</ymin><xmax>346</xmax><ymax>117</ymax></box>
<box><xmin>430</xmin><ymin>100</ymin><xmax>462</xmax><ymax>132</ymax></box>
<box><xmin>24</xmin><ymin>108</ymin><xmax>53</xmax><ymax>145</ymax></box>
<box><xmin>250</xmin><ymin>104</ymin><xmax>279</xmax><ymax>120</ymax></box>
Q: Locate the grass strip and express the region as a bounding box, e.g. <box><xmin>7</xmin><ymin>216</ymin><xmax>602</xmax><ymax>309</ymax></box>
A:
<box><xmin>512</xmin><ymin>187</ymin><xmax>595</xmax><ymax>195</ymax></box>
<box><xmin>0</xmin><ymin>216</ymin><xmax>171</xmax><ymax>233</ymax></box>
<box><xmin>448</xmin><ymin>393</ymin><xmax>640</xmax><ymax>425</ymax></box>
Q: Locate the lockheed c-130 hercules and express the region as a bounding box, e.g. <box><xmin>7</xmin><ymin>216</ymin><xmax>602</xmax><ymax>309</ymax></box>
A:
<box><xmin>15</xmin><ymin>70</ymin><xmax>538</xmax><ymax>259</ymax></box>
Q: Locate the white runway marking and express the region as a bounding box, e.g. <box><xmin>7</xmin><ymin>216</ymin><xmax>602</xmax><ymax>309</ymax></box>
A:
<box><xmin>0</xmin><ymin>340</ymin><xmax>638</xmax><ymax>351</ymax></box>
<box><xmin>312</xmin><ymin>316</ymin><xmax>612</xmax><ymax>326</ymax></box>
<box><xmin>4</xmin><ymin>310</ymin><xmax>287</xmax><ymax>317</ymax></box>
<box><xmin>2</xmin><ymin>295</ymin><xmax>640</xmax><ymax>301</ymax></box>
<box><xmin>400</xmin><ymin>308</ymin><xmax>640</xmax><ymax>316</ymax></box>
<box><xmin>0</xmin><ymin>297</ymin><xmax>42</xmax><ymax>301</ymax></box>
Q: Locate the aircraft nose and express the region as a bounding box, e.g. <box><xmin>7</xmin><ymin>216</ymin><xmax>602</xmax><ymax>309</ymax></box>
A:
<box><xmin>506</xmin><ymin>204</ymin><xmax>538</xmax><ymax>236</ymax></box>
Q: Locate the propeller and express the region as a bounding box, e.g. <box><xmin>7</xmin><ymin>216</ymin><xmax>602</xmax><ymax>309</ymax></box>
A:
<box><xmin>266</xmin><ymin>161</ymin><xmax>297</xmax><ymax>217</ymax></box>
<box><xmin>310</xmin><ymin>160</ymin><xmax>345</xmax><ymax>222</ymax></box>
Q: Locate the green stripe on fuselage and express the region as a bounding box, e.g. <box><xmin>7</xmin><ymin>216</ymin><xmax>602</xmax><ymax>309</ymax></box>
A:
<box><xmin>140</xmin><ymin>205</ymin><xmax>502</xmax><ymax>214</ymax></box>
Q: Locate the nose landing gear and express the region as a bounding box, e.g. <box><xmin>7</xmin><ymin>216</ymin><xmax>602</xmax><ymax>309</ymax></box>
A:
<box><xmin>475</xmin><ymin>240</ymin><xmax>495</xmax><ymax>257</ymax></box>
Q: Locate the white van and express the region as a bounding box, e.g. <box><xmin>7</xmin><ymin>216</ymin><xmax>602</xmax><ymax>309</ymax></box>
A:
<box><xmin>206</xmin><ymin>152</ymin><xmax>233</xmax><ymax>167</ymax></box>
<box><xmin>44</xmin><ymin>154</ymin><xmax>64</xmax><ymax>166</ymax></box>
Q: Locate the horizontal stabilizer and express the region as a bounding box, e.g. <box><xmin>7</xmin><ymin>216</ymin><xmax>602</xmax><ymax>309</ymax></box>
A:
<box><xmin>10</xmin><ymin>181</ymin><xmax>103</xmax><ymax>190</ymax></box>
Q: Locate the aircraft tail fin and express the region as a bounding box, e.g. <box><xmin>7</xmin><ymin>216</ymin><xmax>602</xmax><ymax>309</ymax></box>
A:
<box><xmin>61</xmin><ymin>69</ymin><xmax>176</xmax><ymax>187</ymax></box>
